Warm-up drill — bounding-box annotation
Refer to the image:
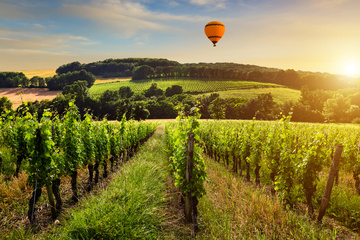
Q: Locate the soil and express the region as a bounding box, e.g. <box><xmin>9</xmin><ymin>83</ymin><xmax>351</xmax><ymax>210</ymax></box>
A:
<box><xmin>0</xmin><ymin>88</ymin><xmax>60</xmax><ymax>109</ymax></box>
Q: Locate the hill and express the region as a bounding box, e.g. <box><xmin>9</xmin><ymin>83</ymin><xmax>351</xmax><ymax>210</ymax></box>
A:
<box><xmin>89</xmin><ymin>78</ymin><xmax>301</xmax><ymax>104</ymax></box>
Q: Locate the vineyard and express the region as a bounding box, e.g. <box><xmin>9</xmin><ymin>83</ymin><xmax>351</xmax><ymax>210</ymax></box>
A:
<box><xmin>198</xmin><ymin>118</ymin><xmax>360</xmax><ymax>230</ymax></box>
<box><xmin>2</xmin><ymin>105</ymin><xmax>360</xmax><ymax>238</ymax></box>
<box><xmin>89</xmin><ymin>78</ymin><xmax>283</xmax><ymax>96</ymax></box>
<box><xmin>0</xmin><ymin>103</ymin><xmax>158</xmax><ymax>238</ymax></box>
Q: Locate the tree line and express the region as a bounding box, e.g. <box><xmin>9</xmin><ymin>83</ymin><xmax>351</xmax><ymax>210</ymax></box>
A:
<box><xmin>1</xmin><ymin>58</ymin><xmax>358</xmax><ymax>92</ymax></box>
<box><xmin>3</xmin><ymin>76</ymin><xmax>360</xmax><ymax>124</ymax></box>
<box><xmin>0</xmin><ymin>70</ymin><xmax>95</xmax><ymax>91</ymax></box>
<box><xmin>55</xmin><ymin>58</ymin><xmax>358</xmax><ymax>91</ymax></box>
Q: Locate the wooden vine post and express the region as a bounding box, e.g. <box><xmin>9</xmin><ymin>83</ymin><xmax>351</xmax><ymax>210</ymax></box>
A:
<box><xmin>185</xmin><ymin>133</ymin><xmax>197</xmax><ymax>226</ymax></box>
<box><xmin>317</xmin><ymin>145</ymin><xmax>343</xmax><ymax>223</ymax></box>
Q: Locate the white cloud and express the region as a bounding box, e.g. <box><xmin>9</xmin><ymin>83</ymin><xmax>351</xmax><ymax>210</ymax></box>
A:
<box><xmin>62</xmin><ymin>0</ymin><xmax>207</xmax><ymax>38</ymax></box>
<box><xmin>189</xmin><ymin>0</ymin><xmax>226</xmax><ymax>8</ymax></box>
<box><xmin>0</xmin><ymin>24</ymin><xmax>94</xmax><ymax>51</ymax></box>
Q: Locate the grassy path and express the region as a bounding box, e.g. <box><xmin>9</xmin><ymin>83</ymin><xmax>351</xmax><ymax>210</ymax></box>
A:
<box><xmin>43</xmin><ymin>125</ymin><xmax>184</xmax><ymax>239</ymax></box>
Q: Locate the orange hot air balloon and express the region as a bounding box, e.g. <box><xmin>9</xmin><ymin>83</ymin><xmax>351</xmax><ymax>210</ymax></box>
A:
<box><xmin>204</xmin><ymin>21</ymin><xmax>225</xmax><ymax>47</ymax></box>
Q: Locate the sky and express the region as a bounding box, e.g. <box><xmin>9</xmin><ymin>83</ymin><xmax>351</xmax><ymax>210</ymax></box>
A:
<box><xmin>1</xmin><ymin>0</ymin><xmax>360</xmax><ymax>76</ymax></box>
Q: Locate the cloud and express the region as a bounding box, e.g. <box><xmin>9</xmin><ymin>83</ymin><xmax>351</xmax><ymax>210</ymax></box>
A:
<box><xmin>0</xmin><ymin>1</ymin><xmax>32</xmax><ymax>19</ymax></box>
<box><xmin>0</xmin><ymin>24</ymin><xmax>94</xmax><ymax>51</ymax></box>
<box><xmin>311</xmin><ymin>0</ymin><xmax>351</xmax><ymax>8</ymax></box>
<box><xmin>189</xmin><ymin>0</ymin><xmax>226</xmax><ymax>8</ymax></box>
<box><xmin>62</xmin><ymin>0</ymin><xmax>207</xmax><ymax>38</ymax></box>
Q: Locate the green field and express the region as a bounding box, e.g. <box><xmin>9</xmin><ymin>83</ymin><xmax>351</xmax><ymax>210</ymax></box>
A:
<box><xmin>89</xmin><ymin>78</ymin><xmax>285</xmax><ymax>96</ymax></box>
<box><xmin>211</xmin><ymin>88</ymin><xmax>301</xmax><ymax>104</ymax></box>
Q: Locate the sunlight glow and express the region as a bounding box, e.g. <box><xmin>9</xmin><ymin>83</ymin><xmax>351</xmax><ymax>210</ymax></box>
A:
<box><xmin>343</xmin><ymin>61</ymin><xmax>360</xmax><ymax>77</ymax></box>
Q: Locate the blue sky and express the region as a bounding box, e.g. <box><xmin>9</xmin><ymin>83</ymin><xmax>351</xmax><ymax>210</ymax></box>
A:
<box><xmin>1</xmin><ymin>0</ymin><xmax>360</xmax><ymax>75</ymax></box>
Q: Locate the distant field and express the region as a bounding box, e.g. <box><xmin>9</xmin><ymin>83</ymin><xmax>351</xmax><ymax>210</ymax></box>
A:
<box><xmin>19</xmin><ymin>69</ymin><xmax>56</xmax><ymax>78</ymax></box>
<box><xmin>0</xmin><ymin>88</ymin><xmax>60</xmax><ymax>109</ymax></box>
<box><xmin>94</xmin><ymin>77</ymin><xmax>131</xmax><ymax>84</ymax></box>
<box><xmin>89</xmin><ymin>78</ymin><xmax>283</xmax><ymax>96</ymax></box>
<box><xmin>211</xmin><ymin>88</ymin><xmax>301</xmax><ymax>104</ymax></box>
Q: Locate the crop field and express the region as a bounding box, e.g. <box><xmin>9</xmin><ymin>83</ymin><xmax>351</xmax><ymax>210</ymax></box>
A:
<box><xmin>211</xmin><ymin>87</ymin><xmax>301</xmax><ymax>104</ymax></box>
<box><xmin>0</xmin><ymin>88</ymin><xmax>60</xmax><ymax>109</ymax></box>
<box><xmin>19</xmin><ymin>69</ymin><xmax>56</xmax><ymax>78</ymax></box>
<box><xmin>94</xmin><ymin>77</ymin><xmax>131</xmax><ymax>84</ymax></box>
<box><xmin>89</xmin><ymin>78</ymin><xmax>284</xmax><ymax>96</ymax></box>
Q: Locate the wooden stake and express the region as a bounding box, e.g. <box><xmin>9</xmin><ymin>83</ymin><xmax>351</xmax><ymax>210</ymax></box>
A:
<box><xmin>46</xmin><ymin>184</ymin><xmax>57</xmax><ymax>220</ymax></box>
<box><xmin>317</xmin><ymin>145</ymin><xmax>343</xmax><ymax>223</ymax></box>
<box><xmin>185</xmin><ymin>134</ymin><xmax>194</xmax><ymax>223</ymax></box>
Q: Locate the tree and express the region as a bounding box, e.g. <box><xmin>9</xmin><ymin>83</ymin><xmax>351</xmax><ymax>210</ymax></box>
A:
<box><xmin>47</xmin><ymin>70</ymin><xmax>95</xmax><ymax>91</ymax></box>
<box><xmin>118</xmin><ymin>86</ymin><xmax>134</xmax><ymax>99</ymax></box>
<box><xmin>165</xmin><ymin>85</ymin><xmax>183</xmax><ymax>97</ymax></box>
<box><xmin>56</xmin><ymin>61</ymin><xmax>82</xmax><ymax>74</ymax></box>
<box><xmin>146</xmin><ymin>100</ymin><xmax>177</xmax><ymax>119</ymax></box>
<box><xmin>132</xmin><ymin>65</ymin><xmax>155</xmax><ymax>80</ymax></box>
<box><xmin>63</xmin><ymin>80</ymin><xmax>90</xmax><ymax>103</ymax></box>
<box><xmin>116</xmin><ymin>100</ymin><xmax>149</xmax><ymax>121</ymax></box>
<box><xmin>197</xmin><ymin>93</ymin><xmax>220</xmax><ymax>119</ymax></box>
<box><xmin>323</xmin><ymin>94</ymin><xmax>351</xmax><ymax>122</ymax></box>
<box><xmin>99</xmin><ymin>89</ymin><xmax>119</xmax><ymax>103</ymax></box>
<box><xmin>0</xmin><ymin>96</ymin><xmax>12</xmax><ymax>115</ymax></box>
<box><xmin>299</xmin><ymin>86</ymin><xmax>332</xmax><ymax>112</ymax></box>
<box><xmin>132</xmin><ymin>101</ymin><xmax>150</xmax><ymax>120</ymax></box>
<box><xmin>240</xmin><ymin>93</ymin><xmax>277</xmax><ymax>120</ymax></box>
<box><xmin>143</xmin><ymin>83</ymin><xmax>164</xmax><ymax>98</ymax></box>
<box><xmin>209</xmin><ymin>97</ymin><xmax>225</xmax><ymax>119</ymax></box>
<box><xmin>253</xmin><ymin>93</ymin><xmax>277</xmax><ymax>120</ymax></box>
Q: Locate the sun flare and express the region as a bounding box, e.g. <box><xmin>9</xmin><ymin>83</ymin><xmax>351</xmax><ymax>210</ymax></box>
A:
<box><xmin>343</xmin><ymin>61</ymin><xmax>360</xmax><ymax>77</ymax></box>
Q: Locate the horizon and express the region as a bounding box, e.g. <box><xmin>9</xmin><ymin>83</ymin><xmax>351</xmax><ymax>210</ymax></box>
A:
<box><xmin>1</xmin><ymin>0</ymin><xmax>360</xmax><ymax>76</ymax></box>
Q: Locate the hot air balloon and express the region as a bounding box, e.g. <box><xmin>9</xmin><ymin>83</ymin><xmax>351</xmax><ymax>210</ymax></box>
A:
<box><xmin>204</xmin><ymin>21</ymin><xmax>225</xmax><ymax>47</ymax></box>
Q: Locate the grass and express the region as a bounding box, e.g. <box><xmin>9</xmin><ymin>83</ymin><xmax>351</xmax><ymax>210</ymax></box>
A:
<box><xmin>89</xmin><ymin>78</ymin><xmax>284</xmax><ymax>96</ymax></box>
<box><xmin>18</xmin><ymin>69</ymin><xmax>56</xmax><ymax>78</ymax></box>
<box><xmin>94</xmin><ymin>77</ymin><xmax>131</xmax><ymax>84</ymax></box>
<box><xmin>210</xmin><ymin>87</ymin><xmax>301</xmax><ymax>104</ymax></box>
<box><xmin>196</xmin><ymin>155</ymin><xmax>359</xmax><ymax>239</ymax></box>
<box><xmin>3</xmin><ymin>121</ymin><xmax>360</xmax><ymax>239</ymax></box>
<box><xmin>314</xmin><ymin>170</ymin><xmax>360</xmax><ymax>231</ymax></box>
<box><xmin>40</xmin><ymin>125</ymin><xmax>186</xmax><ymax>240</ymax></box>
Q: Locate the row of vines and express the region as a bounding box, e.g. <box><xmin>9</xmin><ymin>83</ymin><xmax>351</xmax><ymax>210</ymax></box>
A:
<box><xmin>165</xmin><ymin>106</ymin><xmax>206</xmax><ymax>229</ymax></box>
<box><xmin>198</xmin><ymin>117</ymin><xmax>360</xmax><ymax>230</ymax></box>
<box><xmin>0</xmin><ymin>102</ymin><xmax>158</xmax><ymax>225</ymax></box>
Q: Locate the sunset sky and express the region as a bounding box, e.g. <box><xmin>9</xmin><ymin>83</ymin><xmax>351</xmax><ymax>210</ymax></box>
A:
<box><xmin>1</xmin><ymin>0</ymin><xmax>360</xmax><ymax>75</ymax></box>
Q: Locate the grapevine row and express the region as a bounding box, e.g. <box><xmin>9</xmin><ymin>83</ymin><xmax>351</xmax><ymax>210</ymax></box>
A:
<box><xmin>198</xmin><ymin>117</ymin><xmax>360</xmax><ymax>226</ymax></box>
<box><xmin>0</xmin><ymin>102</ymin><xmax>158</xmax><ymax>225</ymax></box>
<box><xmin>165</xmin><ymin>106</ymin><xmax>206</xmax><ymax>227</ymax></box>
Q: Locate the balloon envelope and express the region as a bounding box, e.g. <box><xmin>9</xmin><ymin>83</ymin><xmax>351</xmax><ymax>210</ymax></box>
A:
<box><xmin>204</xmin><ymin>21</ymin><xmax>225</xmax><ymax>47</ymax></box>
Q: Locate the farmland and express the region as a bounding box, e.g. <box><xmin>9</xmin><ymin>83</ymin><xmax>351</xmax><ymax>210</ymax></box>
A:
<box><xmin>89</xmin><ymin>78</ymin><xmax>286</xmax><ymax>95</ymax></box>
<box><xmin>0</xmin><ymin>88</ymin><xmax>60</xmax><ymax>109</ymax></box>
<box><xmin>2</xmin><ymin>115</ymin><xmax>360</xmax><ymax>239</ymax></box>
<box><xmin>19</xmin><ymin>69</ymin><xmax>56</xmax><ymax>79</ymax></box>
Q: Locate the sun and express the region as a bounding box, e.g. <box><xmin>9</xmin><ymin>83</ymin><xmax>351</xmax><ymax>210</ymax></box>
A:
<box><xmin>343</xmin><ymin>61</ymin><xmax>360</xmax><ymax>77</ymax></box>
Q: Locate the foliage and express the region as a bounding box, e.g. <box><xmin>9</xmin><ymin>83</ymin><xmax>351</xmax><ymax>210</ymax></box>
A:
<box><xmin>165</xmin><ymin>85</ymin><xmax>183</xmax><ymax>97</ymax></box>
<box><xmin>46</xmin><ymin>70</ymin><xmax>95</xmax><ymax>91</ymax></box>
<box><xmin>132</xmin><ymin>65</ymin><xmax>155</xmax><ymax>80</ymax></box>
<box><xmin>209</xmin><ymin>97</ymin><xmax>225</xmax><ymax>119</ymax></box>
<box><xmin>0</xmin><ymin>96</ymin><xmax>12</xmax><ymax>115</ymax></box>
<box><xmin>165</xmin><ymin>106</ymin><xmax>207</xmax><ymax>199</ymax></box>
<box><xmin>0</xmin><ymin>72</ymin><xmax>30</xmax><ymax>88</ymax></box>
<box><xmin>323</xmin><ymin>93</ymin><xmax>351</xmax><ymax>122</ymax></box>
<box><xmin>62</xmin><ymin>80</ymin><xmax>90</xmax><ymax>103</ymax></box>
<box><xmin>143</xmin><ymin>83</ymin><xmax>164</xmax><ymax>98</ymax></box>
